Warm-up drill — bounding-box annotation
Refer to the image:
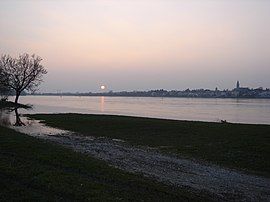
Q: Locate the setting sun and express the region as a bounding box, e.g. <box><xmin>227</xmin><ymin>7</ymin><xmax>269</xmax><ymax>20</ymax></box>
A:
<box><xmin>100</xmin><ymin>85</ymin><xmax>106</xmax><ymax>90</ymax></box>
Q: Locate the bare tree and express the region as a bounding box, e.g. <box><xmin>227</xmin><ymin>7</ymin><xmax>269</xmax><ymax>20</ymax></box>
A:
<box><xmin>0</xmin><ymin>53</ymin><xmax>47</xmax><ymax>104</ymax></box>
<box><xmin>0</xmin><ymin>85</ymin><xmax>10</xmax><ymax>101</ymax></box>
<box><xmin>0</xmin><ymin>64</ymin><xmax>11</xmax><ymax>101</ymax></box>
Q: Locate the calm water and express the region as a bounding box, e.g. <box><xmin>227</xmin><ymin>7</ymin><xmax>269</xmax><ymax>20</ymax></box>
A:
<box><xmin>13</xmin><ymin>95</ymin><xmax>270</xmax><ymax>125</ymax></box>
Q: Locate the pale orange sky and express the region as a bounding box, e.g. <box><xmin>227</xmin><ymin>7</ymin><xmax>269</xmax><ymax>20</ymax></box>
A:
<box><xmin>0</xmin><ymin>0</ymin><xmax>270</xmax><ymax>92</ymax></box>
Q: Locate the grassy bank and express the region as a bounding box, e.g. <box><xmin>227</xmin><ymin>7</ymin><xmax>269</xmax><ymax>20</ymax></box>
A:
<box><xmin>29</xmin><ymin>114</ymin><xmax>270</xmax><ymax>177</ymax></box>
<box><xmin>0</xmin><ymin>101</ymin><xmax>31</xmax><ymax>109</ymax></box>
<box><xmin>0</xmin><ymin>125</ymin><xmax>209</xmax><ymax>201</ymax></box>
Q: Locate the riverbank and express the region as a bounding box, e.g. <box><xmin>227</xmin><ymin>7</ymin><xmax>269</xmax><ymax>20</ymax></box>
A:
<box><xmin>2</xmin><ymin>114</ymin><xmax>270</xmax><ymax>201</ymax></box>
<box><xmin>0</xmin><ymin>125</ymin><xmax>205</xmax><ymax>201</ymax></box>
<box><xmin>29</xmin><ymin>114</ymin><xmax>270</xmax><ymax>177</ymax></box>
<box><xmin>6</xmin><ymin>114</ymin><xmax>269</xmax><ymax>201</ymax></box>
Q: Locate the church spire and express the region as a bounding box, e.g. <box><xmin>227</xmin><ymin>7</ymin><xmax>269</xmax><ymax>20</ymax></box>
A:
<box><xmin>236</xmin><ymin>81</ymin><xmax>240</xmax><ymax>89</ymax></box>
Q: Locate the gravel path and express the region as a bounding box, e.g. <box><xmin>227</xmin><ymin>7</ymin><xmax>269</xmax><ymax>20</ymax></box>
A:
<box><xmin>12</xmin><ymin>119</ymin><xmax>270</xmax><ymax>202</ymax></box>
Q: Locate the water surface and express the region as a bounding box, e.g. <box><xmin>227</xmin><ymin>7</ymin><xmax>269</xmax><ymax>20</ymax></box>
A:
<box><xmin>11</xmin><ymin>95</ymin><xmax>270</xmax><ymax>125</ymax></box>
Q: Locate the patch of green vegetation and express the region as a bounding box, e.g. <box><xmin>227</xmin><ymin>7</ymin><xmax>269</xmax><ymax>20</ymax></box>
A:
<box><xmin>29</xmin><ymin>114</ymin><xmax>270</xmax><ymax>177</ymax></box>
<box><xmin>0</xmin><ymin>126</ymin><xmax>208</xmax><ymax>201</ymax></box>
<box><xmin>0</xmin><ymin>101</ymin><xmax>31</xmax><ymax>109</ymax></box>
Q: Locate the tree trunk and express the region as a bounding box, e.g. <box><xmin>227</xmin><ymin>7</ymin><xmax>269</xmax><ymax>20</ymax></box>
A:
<box><xmin>15</xmin><ymin>92</ymin><xmax>20</xmax><ymax>104</ymax></box>
<box><xmin>14</xmin><ymin>108</ymin><xmax>25</xmax><ymax>126</ymax></box>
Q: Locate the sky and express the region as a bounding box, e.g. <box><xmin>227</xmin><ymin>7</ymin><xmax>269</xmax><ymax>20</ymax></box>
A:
<box><xmin>0</xmin><ymin>0</ymin><xmax>270</xmax><ymax>93</ymax></box>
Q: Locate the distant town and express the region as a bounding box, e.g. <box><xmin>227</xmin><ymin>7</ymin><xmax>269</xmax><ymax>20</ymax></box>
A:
<box><xmin>32</xmin><ymin>81</ymin><xmax>270</xmax><ymax>99</ymax></box>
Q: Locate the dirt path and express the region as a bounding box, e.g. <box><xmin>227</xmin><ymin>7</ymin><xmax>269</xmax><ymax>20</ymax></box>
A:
<box><xmin>12</xmin><ymin>119</ymin><xmax>270</xmax><ymax>202</ymax></box>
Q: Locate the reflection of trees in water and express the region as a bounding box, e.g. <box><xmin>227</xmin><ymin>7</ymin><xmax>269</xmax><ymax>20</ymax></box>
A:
<box><xmin>0</xmin><ymin>107</ymin><xmax>25</xmax><ymax>126</ymax></box>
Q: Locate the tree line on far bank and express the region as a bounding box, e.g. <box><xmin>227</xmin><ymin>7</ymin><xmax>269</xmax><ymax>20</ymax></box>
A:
<box><xmin>0</xmin><ymin>53</ymin><xmax>47</xmax><ymax>104</ymax></box>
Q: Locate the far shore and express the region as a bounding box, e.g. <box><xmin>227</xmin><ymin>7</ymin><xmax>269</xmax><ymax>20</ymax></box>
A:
<box><xmin>19</xmin><ymin>94</ymin><xmax>270</xmax><ymax>99</ymax></box>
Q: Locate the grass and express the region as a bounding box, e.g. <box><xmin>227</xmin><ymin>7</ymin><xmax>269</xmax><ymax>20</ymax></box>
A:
<box><xmin>0</xmin><ymin>125</ymin><xmax>210</xmax><ymax>201</ymax></box>
<box><xmin>0</xmin><ymin>101</ymin><xmax>31</xmax><ymax>109</ymax></box>
<box><xmin>29</xmin><ymin>113</ymin><xmax>270</xmax><ymax>177</ymax></box>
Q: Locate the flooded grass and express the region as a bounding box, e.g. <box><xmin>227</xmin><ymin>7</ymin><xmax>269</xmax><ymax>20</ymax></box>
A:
<box><xmin>0</xmin><ymin>125</ymin><xmax>209</xmax><ymax>201</ymax></box>
<box><xmin>29</xmin><ymin>113</ymin><xmax>270</xmax><ymax>177</ymax></box>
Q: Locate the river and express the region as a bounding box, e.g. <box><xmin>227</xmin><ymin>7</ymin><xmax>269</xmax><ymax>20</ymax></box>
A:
<box><xmin>8</xmin><ymin>95</ymin><xmax>269</xmax><ymax>125</ymax></box>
